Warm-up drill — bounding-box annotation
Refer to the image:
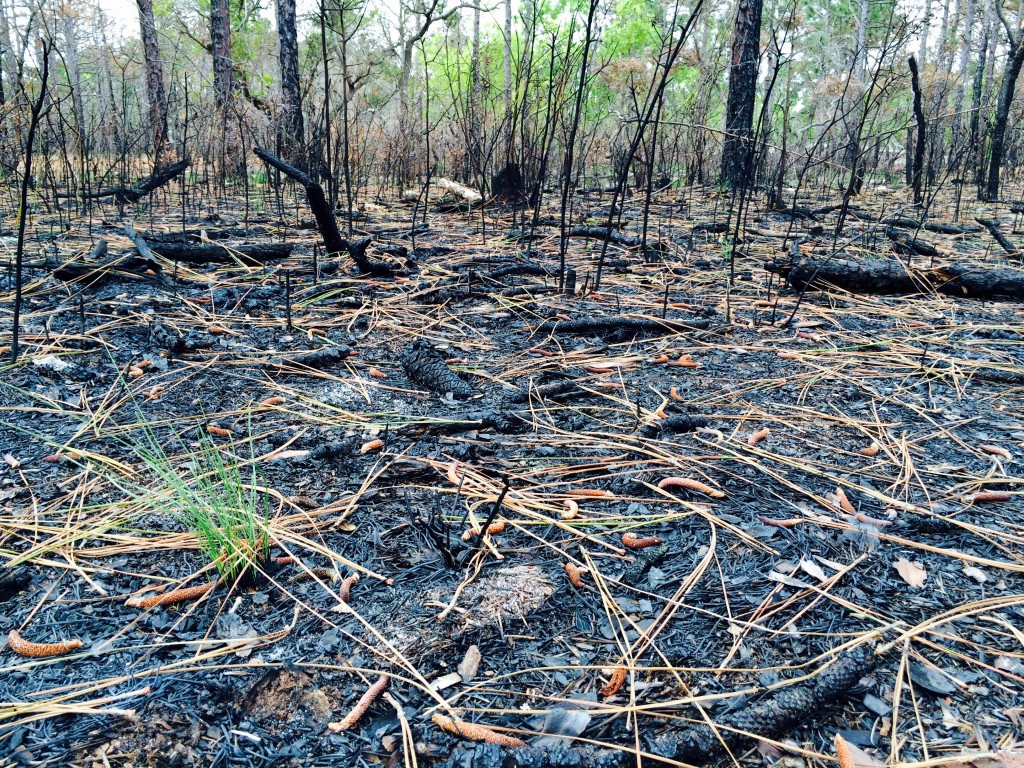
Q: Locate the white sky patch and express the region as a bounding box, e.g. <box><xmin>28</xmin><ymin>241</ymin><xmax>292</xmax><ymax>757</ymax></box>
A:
<box><xmin>94</xmin><ymin>0</ymin><xmax>321</xmax><ymax>40</ymax></box>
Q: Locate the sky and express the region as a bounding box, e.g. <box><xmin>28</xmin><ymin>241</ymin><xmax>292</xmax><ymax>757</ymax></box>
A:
<box><xmin>94</xmin><ymin>0</ymin><xmax>319</xmax><ymax>40</ymax></box>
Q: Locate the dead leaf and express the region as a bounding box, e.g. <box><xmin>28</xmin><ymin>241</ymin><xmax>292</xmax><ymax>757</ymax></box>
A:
<box><xmin>973</xmin><ymin>751</ymin><xmax>1024</xmax><ymax>768</ymax></box>
<box><xmin>757</xmin><ymin>740</ymin><xmax>783</xmax><ymax>759</ymax></box>
<box><xmin>836</xmin><ymin>735</ymin><xmax>885</xmax><ymax>768</ymax></box>
<box><xmin>895</xmin><ymin>557</ymin><xmax>927</xmax><ymax>588</ymax></box>
<box><xmin>963</xmin><ymin>565</ymin><xmax>987</xmax><ymax>583</ymax></box>
<box><xmin>458</xmin><ymin>644</ymin><xmax>481</xmax><ymax>682</ymax></box>
<box><xmin>799</xmin><ymin>558</ymin><xmax>828</xmax><ymax>582</ymax></box>
<box><xmin>428</xmin><ymin>672</ymin><xmax>462</xmax><ymax>691</ymax></box>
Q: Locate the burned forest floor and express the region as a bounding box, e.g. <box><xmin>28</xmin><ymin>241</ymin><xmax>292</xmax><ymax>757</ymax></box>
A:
<box><xmin>1</xmin><ymin>179</ymin><xmax>1023</xmax><ymax>768</ymax></box>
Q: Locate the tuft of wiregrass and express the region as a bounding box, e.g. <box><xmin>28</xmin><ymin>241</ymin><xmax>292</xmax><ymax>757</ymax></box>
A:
<box><xmin>118</xmin><ymin>426</ymin><xmax>271</xmax><ymax>589</ymax></box>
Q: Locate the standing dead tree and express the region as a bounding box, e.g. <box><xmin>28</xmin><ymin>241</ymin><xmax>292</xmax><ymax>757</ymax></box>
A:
<box><xmin>908</xmin><ymin>55</ymin><xmax>926</xmax><ymax>205</ymax></box>
<box><xmin>720</xmin><ymin>0</ymin><xmax>763</xmax><ymax>188</ymax></box>
<box><xmin>276</xmin><ymin>0</ymin><xmax>304</xmax><ymax>167</ymax></box>
<box><xmin>984</xmin><ymin>1</ymin><xmax>1024</xmax><ymax>201</ymax></box>
<box><xmin>11</xmin><ymin>38</ymin><xmax>51</xmax><ymax>362</ymax></box>
<box><xmin>135</xmin><ymin>0</ymin><xmax>174</xmax><ymax>169</ymax></box>
<box><xmin>253</xmin><ymin>146</ymin><xmax>394</xmax><ymax>276</ymax></box>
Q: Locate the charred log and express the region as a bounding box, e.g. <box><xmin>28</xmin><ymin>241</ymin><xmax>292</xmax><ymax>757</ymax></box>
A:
<box><xmin>266</xmin><ymin>346</ymin><xmax>350</xmax><ymax>372</ymax></box>
<box><xmin>146</xmin><ymin>242</ymin><xmax>295</xmax><ymax>265</ymax></box>
<box><xmin>642</xmin><ymin>413</ymin><xmax>711</xmax><ymax>435</ymax></box>
<box><xmin>570</xmin><ymin>226</ymin><xmax>667</xmax><ymax>254</ymax></box>
<box><xmin>534</xmin><ymin>315</ymin><xmax>711</xmax><ymax>337</ymax></box>
<box><xmin>975</xmin><ymin>218</ymin><xmax>1019</xmax><ymax>254</ymax></box>
<box><xmin>766</xmin><ymin>257</ymin><xmax>1024</xmax><ymax>300</ymax></box>
<box><xmin>885</xmin><ymin>227</ymin><xmax>939</xmax><ymax>258</ymax></box>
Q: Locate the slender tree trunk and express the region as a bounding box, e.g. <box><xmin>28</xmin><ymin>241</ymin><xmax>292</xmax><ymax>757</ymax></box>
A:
<box><xmin>985</xmin><ymin>33</ymin><xmax>1024</xmax><ymax>200</ymax></box>
<box><xmin>503</xmin><ymin>0</ymin><xmax>513</xmax><ymax>159</ymax></box>
<box><xmin>969</xmin><ymin>0</ymin><xmax>991</xmax><ymax>187</ymax></box>
<box><xmin>949</xmin><ymin>0</ymin><xmax>975</xmax><ymax>171</ymax></box>
<box><xmin>135</xmin><ymin>0</ymin><xmax>173</xmax><ymax>168</ymax></box>
<box><xmin>0</xmin><ymin>0</ymin><xmax>13</xmax><ymax>106</ymax></box>
<box><xmin>909</xmin><ymin>55</ymin><xmax>927</xmax><ymax>205</ymax></box>
<box><xmin>276</xmin><ymin>0</ymin><xmax>304</xmax><ymax>165</ymax></box>
<box><xmin>470</xmin><ymin>2</ymin><xmax>482</xmax><ymax>183</ymax></box>
<box><xmin>12</xmin><ymin>40</ymin><xmax>50</xmax><ymax>362</ymax></box>
<box><xmin>558</xmin><ymin>0</ymin><xmax>600</xmax><ymax>290</ymax></box>
<box><xmin>720</xmin><ymin>0</ymin><xmax>763</xmax><ymax>188</ymax></box>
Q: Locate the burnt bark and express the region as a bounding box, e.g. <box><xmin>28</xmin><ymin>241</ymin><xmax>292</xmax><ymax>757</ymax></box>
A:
<box><xmin>975</xmin><ymin>217</ymin><xmax>1019</xmax><ymax>253</ymax></box>
<box><xmin>77</xmin><ymin>158</ymin><xmax>189</xmax><ymax>203</ymax></box>
<box><xmin>720</xmin><ymin>0</ymin><xmax>763</xmax><ymax>188</ymax></box>
<box><xmin>135</xmin><ymin>0</ymin><xmax>173</xmax><ymax>168</ymax></box>
<box><xmin>276</xmin><ymin>0</ymin><xmax>304</xmax><ymax>165</ymax></box>
<box><xmin>210</xmin><ymin>0</ymin><xmax>232</xmax><ymax>110</ymax></box>
<box><xmin>534</xmin><ymin>315</ymin><xmax>712</xmax><ymax>336</ymax></box>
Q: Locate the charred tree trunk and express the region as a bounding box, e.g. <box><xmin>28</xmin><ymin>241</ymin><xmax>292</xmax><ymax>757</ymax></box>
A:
<box><xmin>276</xmin><ymin>0</ymin><xmax>304</xmax><ymax>166</ymax></box>
<box><xmin>210</xmin><ymin>0</ymin><xmax>232</xmax><ymax>110</ymax></box>
<box><xmin>908</xmin><ymin>56</ymin><xmax>927</xmax><ymax>205</ymax></box>
<box><xmin>136</xmin><ymin>0</ymin><xmax>173</xmax><ymax>168</ymax></box>
<box><xmin>720</xmin><ymin>0</ymin><xmax>763</xmax><ymax>188</ymax></box>
<box><xmin>985</xmin><ymin>27</ymin><xmax>1024</xmax><ymax>200</ymax></box>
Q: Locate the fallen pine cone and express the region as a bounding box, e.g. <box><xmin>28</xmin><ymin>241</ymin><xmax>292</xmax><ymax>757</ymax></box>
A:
<box><xmin>431</xmin><ymin>713</ymin><xmax>527</xmax><ymax>747</ymax></box>
<box><xmin>125</xmin><ymin>580</ymin><xmax>217</xmax><ymax>609</ymax></box>
<box><xmin>7</xmin><ymin>629</ymin><xmax>83</xmax><ymax>658</ymax></box>
<box><xmin>327</xmin><ymin>674</ymin><xmax>389</xmax><ymax>732</ymax></box>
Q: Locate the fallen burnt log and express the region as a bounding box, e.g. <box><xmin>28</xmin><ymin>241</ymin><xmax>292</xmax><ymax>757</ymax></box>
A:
<box><xmin>570</xmin><ymin>226</ymin><xmax>667</xmax><ymax>254</ymax></box>
<box><xmin>402</xmin><ymin>409</ymin><xmax>527</xmax><ymax>435</ymax></box>
<box><xmin>884</xmin><ymin>216</ymin><xmax>981</xmax><ymax>235</ymax></box>
<box><xmin>53</xmin><ymin>241</ymin><xmax>169</xmax><ymax>289</ymax></box>
<box><xmin>264</xmin><ymin>346</ymin><xmax>352</xmax><ymax>372</ymax></box>
<box><xmin>146</xmin><ymin>242</ymin><xmax>294</xmax><ymax>266</ymax></box>
<box><xmin>434</xmin><ymin>645</ymin><xmax>880</xmax><ymax>768</ymax></box>
<box><xmin>509</xmin><ymin>379</ymin><xmax>583</xmax><ymax>403</ymax></box>
<box><xmin>534</xmin><ymin>315</ymin><xmax>712</xmax><ymax>336</ymax></box>
<box><xmin>75</xmin><ymin>159</ymin><xmax>190</xmax><ymax>203</ymax></box>
<box><xmin>975</xmin><ymin>218</ymin><xmax>1019</xmax><ymax>254</ymax></box>
<box><xmin>766</xmin><ymin>256</ymin><xmax>1024</xmax><ymax>300</ymax></box>
<box><xmin>253</xmin><ymin>147</ymin><xmax>396</xmax><ymax>276</ymax></box>
<box><xmin>641</xmin><ymin>413</ymin><xmax>711</xmax><ymax>435</ymax></box>
<box><xmin>401</xmin><ymin>341</ymin><xmax>478</xmax><ymax>398</ymax></box>
<box><xmin>885</xmin><ymin>227</ymin><xmax>939</xmax><ymax>258</ymax></box>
